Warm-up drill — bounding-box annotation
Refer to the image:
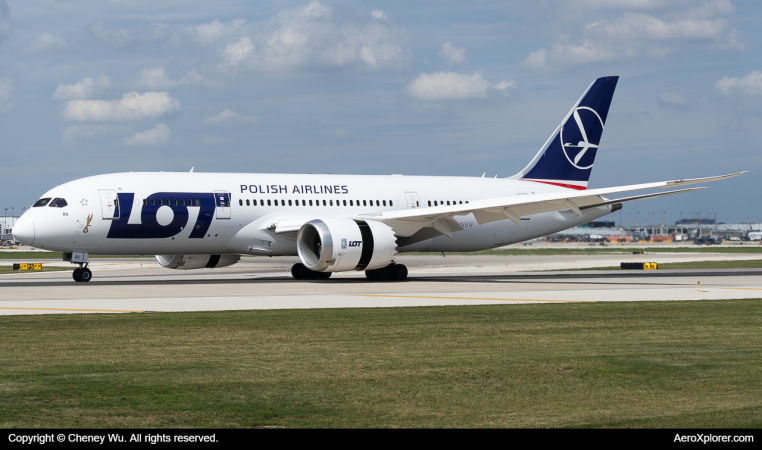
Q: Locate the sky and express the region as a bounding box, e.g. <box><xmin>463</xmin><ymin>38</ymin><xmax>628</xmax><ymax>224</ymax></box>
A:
<box><xmin>0</xmin><ymin>0</ymin><xmax>760</xmax><ymax>226</ymax></box>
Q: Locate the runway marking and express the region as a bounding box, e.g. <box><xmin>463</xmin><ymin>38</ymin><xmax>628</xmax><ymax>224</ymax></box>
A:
<box><xmin>0</xmin><ymin>307</ymin><xmax>144</xmax><ymax>313</ymax></box>
<box><xmin>356</xmin><ymin>294</ymin><xmax>595</xmax><ymax>303</ymax></box>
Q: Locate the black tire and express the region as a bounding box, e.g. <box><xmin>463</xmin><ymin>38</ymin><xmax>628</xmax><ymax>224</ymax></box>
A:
<box><xmin>317</xmin><ymin>271</ymin><xmax>332</xmax><ymax>280</ymax></box>
<box><xmin>79</xmin><ymin>268</ymin><xmax>92</xmax><ymax>282</ymax></box>
<box><xmin>365</xmin><ymin>270</ymin><xmax>377</xmax><ymax>280</ymax></box>
<box><xmin>291</xmin><ymin>263</ymin><xmax>306</xmax><ymax>280</ymax></box>
<box><xmin>392</xmin><ymin>264</ymin><xmax>408</xmax><ymax>281</ymax></box>
<box><xmin>377</xmin><ymin>266</ymin><xmax>392</xmax><ymax>280</ymax></box>
<box><xmin>72</xmin><ymin>268</ymin><xmax>82</xmax><ymax>282</ymax></box>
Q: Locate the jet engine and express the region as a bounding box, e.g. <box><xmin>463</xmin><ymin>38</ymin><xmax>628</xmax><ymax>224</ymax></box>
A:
<box><xmin>296</xmin><ymin>218</ymin><xmax>397</xmax><ymax>272</ymax></box>
<box><xmin>155</xmin><ymin>254</ymin><xmax>241</xmax><ymax>270</ymax></box>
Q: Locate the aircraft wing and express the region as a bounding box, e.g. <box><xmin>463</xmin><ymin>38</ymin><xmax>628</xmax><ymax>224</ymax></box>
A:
<box><xmin>361</xmin><ymin>172</ymin><xmax>746</xmax><ymax>238</ymax></box>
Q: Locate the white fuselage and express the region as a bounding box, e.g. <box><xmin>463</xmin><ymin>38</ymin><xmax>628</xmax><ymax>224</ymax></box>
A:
<box><xmin>17</xmin><ymin>172</ymin><xmax>613</xmax><ymax>256</ymax></box>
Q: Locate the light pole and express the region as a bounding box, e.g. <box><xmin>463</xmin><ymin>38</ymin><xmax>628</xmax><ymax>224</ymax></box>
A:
<box><xmin>3</xmin><ymin>208</ymin><xmax>6</xmax><ymax>236</ymax></box>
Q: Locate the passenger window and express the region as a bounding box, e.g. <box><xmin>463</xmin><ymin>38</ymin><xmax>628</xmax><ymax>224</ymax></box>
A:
<box><xmin>302</xmin><ymin>200</ymin><xmax>306</xmax><ymax>206</ymax></box>
<box><xmin>144</xmin><ymin>199</ymin><xmax>148</xmax><ymax>206</ymax></box>
<box><xmin>173</xmin><ymin>199</ymin><xmax>178</xmax><ymax>206</ymax></box>
<box><xmin>350</xmin><ymin>200</ymin><xmax>353</xmax><ymax>206</ymax></box>
<box><xmin>195</xmin><ymin>199</ymin><xmax>200</xmax><ymax>206</ymax></box>
<box><xmin>288</xmin><ymin>200</ymin><xmax>292</xmax><ymax>206</ymax></box>
<box><xmin>363</xmin><ymin>200</ymin><xmax>366</xmax><ymax>206</ymax></box>
<box><xmin>49</xmin><ymin>198</ymin><xmax>68</xmax><ymax>208</ymax></box>
<box><xmin>114</xmin><ymin>198</ymin><xmax>119</xmax><ymax>208</ymax></box>
<box><xmin>343</xmin><ymin>200</ymin><xmax>346</xmax><ymax>206</ymax></box>
<box><xmin>181</xmin><ymin>199</ymin><xmax>185</xmax><ymax>206</ymax></box>
<box><xmin>151</xmin><ymin>199</ymin><xmax>155</xmax><ymax>206</ymax></box>
<box><xmin>323</xmin><ymin>200</ymin><xmax>326</xmax><ymax>206</ymax></box>
<box><xmin>447</xmin><ymin>201</ymin><xmax>450</xmax><ymax>206</ymax></box>
<box><xmin>376</xmin><ymin>200</ymin><xmax>379</xmax><ymax>206</ymax></box>
<box><xmin>428</xmin><ymin>201</ymin><xmax>431</xmax><ymax>207</ymax></box>
<box><xmin>267</xmin><ymin>200</ymin><xmax>271</xmax><ymax>206</ymax></box>
<box><xmin>309</xmin><ymin>200</ymin><xmax>313</xmax><ymax>206</ymax></box>
<box><xmin>434</xmin><ymin>201</ymin><xmax>438</xmax><ymax>206</ymax></box>
<box><xmin>383</xmin><ymin>200</ymin><xmax>387</xmax><ymax>207</ymax></box>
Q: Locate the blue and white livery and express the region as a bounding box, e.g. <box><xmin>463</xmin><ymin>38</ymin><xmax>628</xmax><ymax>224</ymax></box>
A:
<box><xmin>13</xmin><ymin>77</ymin><xmax>745</xmax><ymax>281</ymax></box>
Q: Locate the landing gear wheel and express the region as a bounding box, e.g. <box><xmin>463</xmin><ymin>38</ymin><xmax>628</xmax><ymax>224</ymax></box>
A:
<box><xmin>79</xmin><ymin>268</ymin><xmax>92</xmax><ymax>282</ymax></box>
<box><xmin>72</xmin><ymin>268</ymin><xmax>82</xmax><ymax>282</ymax></box>
<box><xmin>392</xmin><ymin>264</ymin><xmax>408</xmax><ymax>281</ymax></box>
<box><xmin>317</xmin><ymin>272</ymin><xmax>332</xmax><ymax>280</ymax></box>
<box><xmin>291</xmin><ymin>263</ymin><xmax>306</xmax><ymax>280</ymax></box>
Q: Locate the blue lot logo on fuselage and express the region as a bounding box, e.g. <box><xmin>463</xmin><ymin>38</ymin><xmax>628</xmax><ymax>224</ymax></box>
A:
<box><xmin>106</xmin><ymin>192</ymin><xmax>218</xmax><ymax>239</ymax></box>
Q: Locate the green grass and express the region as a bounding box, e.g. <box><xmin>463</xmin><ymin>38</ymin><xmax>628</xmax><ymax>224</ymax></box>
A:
<box><xmin>0</xmin><ymin>300</ymin><xmax>760</xmax><ymax>428</ymax></box>
<box><xmin>545</xmin><ymin>259</ymin><xmax>762</xmax><ymax>272</ymax></box>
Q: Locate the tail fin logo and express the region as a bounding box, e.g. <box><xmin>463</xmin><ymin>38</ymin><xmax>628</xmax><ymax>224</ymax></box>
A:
<box><xmin>561</xmin><ymin>106</ymin><xmax>604</xmax><ymax>170</ymax></box>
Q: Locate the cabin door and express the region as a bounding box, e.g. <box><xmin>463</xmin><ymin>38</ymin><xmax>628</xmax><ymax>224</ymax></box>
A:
<box><xmin>214</xmin><ymin>191</ymin><xmax>231</xmax><ymax>219</ymax></box>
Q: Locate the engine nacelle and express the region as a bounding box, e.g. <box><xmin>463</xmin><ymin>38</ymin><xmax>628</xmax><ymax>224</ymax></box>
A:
<box><xmin>297</xmin><ymin>218</ymin><xmax>397</xmax><ymax>272</ymax></box>
<box><xmin>155</xmin><ymin>254</ymin><xmax>241</xmax><ymax>270</ymax></box>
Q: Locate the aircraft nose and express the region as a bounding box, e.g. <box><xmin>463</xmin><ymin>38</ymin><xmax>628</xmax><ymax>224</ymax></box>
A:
<box><xmin>12</xmin><ymin>212</ymin><xmax>35</xmax><ymax>246</ymax></box>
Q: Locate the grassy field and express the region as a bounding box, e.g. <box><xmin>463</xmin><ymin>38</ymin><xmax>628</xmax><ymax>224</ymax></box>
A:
<box><xmin>0</xmin><ymin>300</ymin><xmax>760</xmax><ymax>428</ymax></box>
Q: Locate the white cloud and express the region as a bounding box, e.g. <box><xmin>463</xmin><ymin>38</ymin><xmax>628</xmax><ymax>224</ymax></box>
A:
<box><xmin>88</xmin><ymin>22</ymin><xmax>129</xmax><ymax>46</ymax></box>
<box><xmin>54</xmin><ymin>78</ymin><xmax>92</xmax><ymax>100</ymax></box>
<box><xmin>659</xmin><ymin>92</ymin><xmax>687</xmax><ymax>105</ymax></box>
<box><xmin>195</xmin><ymin>18</ymin><xmax>246</xmax><ymax>44</ymax></box>
<box><xmin>139</xmin><ymin>66</ymin><xmax>213</xmax><ymax>89</ymax></box>
<box><xmin>371</xmin><ymin>10</ymin><xmax>387</xmax><ymax>19</ymax></box>
<box><xmin>0</xmin><ymin>77</ymin><xmax>11</xmax><ymax>112</ymax></box>
<box><xmin>53</xmin><ymin>76</ymin><xmax>110</xmax><ymax>100</ymax></box>
<box><xmin>25</xmin><ymin>33</ymin><xmax>67</xmax><ymax>54</ymax></box>
<box><xmin>61</xmin><ymin>91</ymin><xmax>181</xmax><ymax>122</ymax></box>
<box><xmin>126</xmin><ymin>123</ymin><xmax>172</xmax><ymax>146</ymax></box>
<box><xmin>524</xmin><ymin>3</ymin><xmax>742</xmax><ymax>69</ymax></box>
<box><xmin>218</xmin><ymin>1</ymin><xmax>409</xmax><ymax>72</ymax></box>
<box><xmin>406</xmin><ymin>72</ymin><xmax>514</xmax><ymax>100</ymax></box>
<box><xmin>205</xmin><ymin>108</ymin><xmax>260</xmax><ymax>124</ymax></box>
<box><xmin>438</xmin><ymin>42</ymin><xmax>468</xmax><ymax>65</ymax></box>
<box><xmin>220</xmin><ymin>37</ymin><xmax>254</xmax><ymax>71</ymax></box>
<box><xmin>716</xmin><ymin>71</ymin><xmax>762</xmax><ymax>95</ymax></box>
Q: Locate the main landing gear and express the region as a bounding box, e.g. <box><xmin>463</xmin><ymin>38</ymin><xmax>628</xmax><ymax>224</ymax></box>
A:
<box><xmin>366</xmin><ymin>263</ymin><xmax>408</xmax><ymax>281</ymax></box>
<box><xmin>290</xmin><ymin>262</ymin><xmax>408</xmax><ymax>281</ymax></box>
<box><xmin>72</xmin><ymin>265</ymin><xmax>92</xmax><ymax>282</ymax></box>
<box><xmin>291</xmin><ymin>263</ymin><xmax>332</xmax><ymax>280</ymax></box>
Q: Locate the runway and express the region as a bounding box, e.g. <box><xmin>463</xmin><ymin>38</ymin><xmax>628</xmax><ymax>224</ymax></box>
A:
<box><xmin>1</xmin><ymin>253</ymin><xmax>761</xmax><ymax>315</ymax></box>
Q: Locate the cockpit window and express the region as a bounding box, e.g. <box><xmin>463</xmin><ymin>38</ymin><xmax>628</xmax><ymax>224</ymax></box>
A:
<box><xmin>49</xmin><ymin>198</ymin><xmax>68</xmax><ymax>208</ymax></box>
<box><xmin>33</xmin><ymin>198</ymin><xmax>52</xmax><ymax>207</ymax></box>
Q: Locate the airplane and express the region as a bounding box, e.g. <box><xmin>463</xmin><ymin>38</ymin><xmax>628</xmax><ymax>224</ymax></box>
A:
<box><xmin>12</xmin><ymin>76</ymin><xmax>745</xmax><ymax>282</ymax></box>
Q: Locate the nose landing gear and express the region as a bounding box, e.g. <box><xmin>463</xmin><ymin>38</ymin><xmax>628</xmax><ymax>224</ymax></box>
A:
<box><xmin>65</xmin><ymin>252</ymin><xmax>92</xmax><ymax>282</ymax></box>
<box><xmin>72</xmin><ymin>266</ymin><xmax>92</xmax><ymax>282</ymax></box>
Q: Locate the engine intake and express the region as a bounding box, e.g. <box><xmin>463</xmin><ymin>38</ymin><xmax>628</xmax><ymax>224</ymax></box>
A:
<box><xmin>297</xmin><ymin>218</ymin><xmax>397</xmax><ymax>272</ymax></box>
<box><xmin>155</xmin><ymin>254</ymin><xmax>240</xmax><ymax>270</ymax></box>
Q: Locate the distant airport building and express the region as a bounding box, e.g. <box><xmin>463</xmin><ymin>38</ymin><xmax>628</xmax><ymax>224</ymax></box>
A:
<box><xmin>1</xmin><ymin>216</ymin><xmax>18</xmax><ymax>242</ymax></box>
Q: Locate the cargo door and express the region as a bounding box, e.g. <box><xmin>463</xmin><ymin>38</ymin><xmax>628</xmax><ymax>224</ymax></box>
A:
<box><xmin>214</xmin><ymin>191</ymin><xmax>231</xmax><ymax>219</ymax></box>
<box><xmin>99</xmin><ymin>190</ymin><xmax>119</xmax><ymax>220</ymax></box>
<box><xmin>405</xmin><ymin>192</ymin><xmax>420</xmax><ymax>209</ymax></box>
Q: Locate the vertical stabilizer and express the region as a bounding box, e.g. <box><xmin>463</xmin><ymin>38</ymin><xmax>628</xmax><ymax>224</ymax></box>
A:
<box><xmin>512</xmin><ymin>76</ymin><xmax>619</xmax><ymax>190</ymax></box>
